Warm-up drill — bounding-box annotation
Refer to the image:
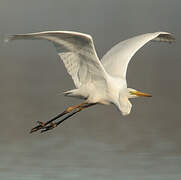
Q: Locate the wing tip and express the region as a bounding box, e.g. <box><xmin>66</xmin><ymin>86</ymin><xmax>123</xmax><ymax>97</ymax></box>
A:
<box><xmin>4</xmin><ymin>35</ymin><xmax>11</xmax><ymax>43</ymax></box>
<box><xmin>3</xmin><ymin>34</ymin><xmax>17</xmax><ymax>43</ymax></box>
<box><xmin>154</xmin><ymin>32</ymin><xmax>176</xmax><ymax>43</ymax></box>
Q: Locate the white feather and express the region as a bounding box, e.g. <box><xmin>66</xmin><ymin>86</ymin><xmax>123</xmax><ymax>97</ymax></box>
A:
<box><xmin>101</xmin><ymin>32</ymin><xmax>175</xmax><ymax>79</ymax></box>
<box><xmin>6</xmin><ymin>31</ymin><xmax>175</xmax><ymax>115</ymax></box>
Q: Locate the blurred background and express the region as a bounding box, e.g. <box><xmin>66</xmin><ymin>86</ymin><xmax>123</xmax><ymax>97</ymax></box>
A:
<box><xmin>0</xmin><ymin>0</ymin><xmax>180</xmax><ymax>179</ymax></box>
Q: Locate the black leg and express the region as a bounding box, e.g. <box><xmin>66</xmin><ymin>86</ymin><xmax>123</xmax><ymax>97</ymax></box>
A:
<box><xmin>40</xmin><ymin>109</ymin><xmax>81</xmax><ymax>133</ymax></box>
<box><xmin>30</xmin><ymin>110</ymin><xmax>68</xmax><ymax>133</ymax></box>
<box><xmin>30</xmin><ymin>103</ymin><xmax>96</xmax><ymax>134</ymax></box>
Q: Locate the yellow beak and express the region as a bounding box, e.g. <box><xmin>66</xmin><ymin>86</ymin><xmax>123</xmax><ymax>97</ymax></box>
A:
<box><xmin>131</xmin><ymin>90</ymin><xmax>152</xmax><ymax>97</ymax></box>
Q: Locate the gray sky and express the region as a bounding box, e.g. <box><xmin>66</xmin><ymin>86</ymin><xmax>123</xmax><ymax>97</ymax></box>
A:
<box><xmin>0</xmin><ymin>0</ymin><xmax>180</xmax><ymax>179</ymax></box>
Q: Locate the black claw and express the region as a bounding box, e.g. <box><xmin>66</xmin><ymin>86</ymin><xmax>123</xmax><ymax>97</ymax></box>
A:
<box><xmin>37</xmin><ymin>121</ymin><xmax>44</xmax><ymax>125</ymax></box>
<box><xmin>40</xmin><ymin>124</ymin><xmax>56</xmax><ymax>133</ymax></box>
<box><xmin>30</xmin><ymin>125</ymin><xmax>43</xmax><ymax>134</ymax></box>
<box><xmin>30</xmin><ymin>121</ymin><xmax>46</xmax><ymax>133</ymax></box>
<box><xmin>29</xmin><ymin>103</ymin><xmax>94</xmax><ymax>134</ymax></box>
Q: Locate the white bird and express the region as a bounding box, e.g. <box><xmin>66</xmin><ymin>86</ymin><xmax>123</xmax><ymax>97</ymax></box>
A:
<box><xmin>5</xmin><ymin>31</ymin><xmax>175</xmax><ymax>133</ymax></box>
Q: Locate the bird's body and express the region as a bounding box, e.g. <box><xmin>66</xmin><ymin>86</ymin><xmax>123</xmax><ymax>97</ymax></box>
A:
<box><xmin>65</xmin><ymin>72</ymin><xmax>124</xmax><ymax>103</ymax></box>
<box><xmin>5</xmin><ymin>30</ymin><xmax>175</xmax><ymax>133</ymax></box>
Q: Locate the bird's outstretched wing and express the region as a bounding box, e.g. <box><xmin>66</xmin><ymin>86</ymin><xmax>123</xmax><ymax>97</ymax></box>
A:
<box><xmin>6</xmin><ymin>31</ymin><xmax>107</xmax><ymax>88</ymax></box>
<box><xmin>101</xmin><ymin>32</ymin><xmax>175</xmax><ymax>79</ymax></box>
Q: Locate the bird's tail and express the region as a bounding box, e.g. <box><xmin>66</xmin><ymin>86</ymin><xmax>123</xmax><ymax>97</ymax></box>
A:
<box><xmin>63</xmin><ymin>89</ymin><xmax>86</xmax><ymax>100</ymax></box>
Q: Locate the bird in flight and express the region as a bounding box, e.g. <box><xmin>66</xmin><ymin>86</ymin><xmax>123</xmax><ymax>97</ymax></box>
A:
<box><xmin>5</xmin><ymin>31</ymin><xmax>175</xmax><ymax>133</ymax></box>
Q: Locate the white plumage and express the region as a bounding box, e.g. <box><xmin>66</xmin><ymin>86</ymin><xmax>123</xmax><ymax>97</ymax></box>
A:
<box><xmin>102</xmin><ymin>32</ymin><xmax>175</xmax><ymax>78</ymax></box>
<box><xmin>6</xmin><ymin>31</ymin><xmax>175</xmax><ymax>117</ymax></box>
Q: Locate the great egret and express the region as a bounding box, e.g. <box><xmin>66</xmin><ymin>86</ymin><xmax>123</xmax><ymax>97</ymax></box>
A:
<box><xmin>5</xmin><ymin>31</ymin><xmax>175</xmax><ymax>133</ymax></box>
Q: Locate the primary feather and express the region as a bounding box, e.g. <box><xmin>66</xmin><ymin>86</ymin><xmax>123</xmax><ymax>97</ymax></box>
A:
<box><xmin>6</xmin><ymin>31</ymin><xmax>107</xmax><ymax>88</ymax></box>
<box><xmin>101</xmin><ymin>32</ymin><xmax>175</xmax><ymax>79</ymax></box>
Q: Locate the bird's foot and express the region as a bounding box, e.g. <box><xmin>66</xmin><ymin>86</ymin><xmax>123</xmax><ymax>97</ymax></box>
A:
<box><xmin>29</xmin><ymin>103</ymin><xmax>96</xmax><ymax>134</ymax></box>
<box><xmin>30</xmin><ymin>109</ymin><xmax>81</xmax><ymax>134</ymax></box>
<box><xmin>40</xmin><ymin>122</ymin><xmax>57</xmax><ymax>133</ymax></box>
<box><xmin>30</xmin><ymin>121</ymin><xmax>46</xmax><ymax>133</ymax></box>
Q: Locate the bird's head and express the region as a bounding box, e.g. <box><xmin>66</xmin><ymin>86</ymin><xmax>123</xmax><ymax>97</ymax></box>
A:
<box><xmin>127</xmin><ymin>88</ymin><xmax>152</xmax><ymax>98</ymax></box>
